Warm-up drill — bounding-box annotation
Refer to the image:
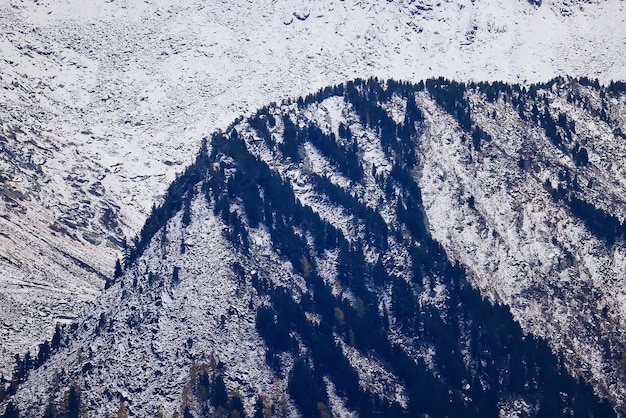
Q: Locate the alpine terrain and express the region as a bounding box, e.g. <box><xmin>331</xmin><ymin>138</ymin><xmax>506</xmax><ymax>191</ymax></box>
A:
<box><xmin>1</xmin><ymin>0</ymin><xmax>626</xmax><ymax>379</ymax></box>
<box><xmin>4</xmin><ymin>78</ymin><xmax>626</xmax><ymax>416</ymax></box>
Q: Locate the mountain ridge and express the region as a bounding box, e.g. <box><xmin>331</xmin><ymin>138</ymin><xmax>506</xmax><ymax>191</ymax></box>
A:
<box><xmin>2</xmin><ymin>0</ymin><xmax>626</xmax><ymax>374</ymax></box>
<box><xmin>4</xmin><ymin>77</ymin><xmax>626</xmax><ymax>417</ymax></box>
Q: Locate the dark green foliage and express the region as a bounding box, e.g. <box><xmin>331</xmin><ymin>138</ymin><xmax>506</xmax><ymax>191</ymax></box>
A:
<box><xmin>404</xmin><ymin>92</ymin><xmax>423</xmax><ymax>126</ymax></box>
<box><xmin>304</xmin><ymin>122</ymin><xmax>363</xmax><ymax>181</ymax></box>
<box><xmin>181</xmin><ymin>190</ymin><xmax>193</xmax><ymax>227</ymax></box>
<box><xmin>572</xmin><ymin>143</ymin><xmax>589</xmax><ymax>166</ymax></box>
<box><xmin>43</xmin><ymin>400</ymin><xmax>57</xmax><ymax>418</ymax></box>
<box><xmin>51</xmin><ymin>323</ymin><xmax>62</xmax><ymax>349</ymax></box>
<box><xmin>426</xmin><ymin>77</ymin><xmax>472</xmax><ymax>131</ymax></box>
<box><xmin>229</xmin><ymin>395</ymin><xmax>245</xmax><ymax>418</ymax></box>
<box><xmin>396</xmin><ymin>195</ymin><xmax>427</xmax><ymax>241</ymax></box>
<box><xmin>36</xmin><ymin>340</ymin><xmax>51</xmax><ymax>368</ymax></box>
<box><xmin>113</xmin><ymin>259</ymin><xmax>123</xmax><ymax>279</ymax></box>
<box><xmin>471</xmin><ymin>126</ymin><xmax>492</xmax><ymax>151</ymax></box>
<box><xmin>128</xmin><ymin>140</ymin><xmax>209</xmax><ymax>264</ymax></box>
<box><xmin>248</xmin><ymin>112</ymin><xmax>273</xmax><ymax>147</ymax></box>
<box><xmin>300</xmin><ymin>83</ymin><xmax>346</xmax><ymax>107</ymax></box>
<box><xmin>280</xmin><ymin>115</ymin><xmax>302</xmax><ymax>162</ymax></box>
<box><xmin>228</xmin><ymin>171</ymin><xmax>263</xmax><ymax>228</ymax></box>
<box><xmin>172</xmin><ymin>266</ymin><xmax>180</xmax><ymax>285</ymax></box>
<box><xmin>230</xmin><ymin>79</ymin><xmax>615</xmax><ymax>417</ymax></box>
<box><xmin>311</xmin><ymin>174</ymin><xmax>388</xmax><ymax>250</ymax></box>
<box><xmin>255</xmin><ymin>305</ymin><xmax>294</xmax><ymax>353</ymax></box>
<box><xmin>65</xmin><ymin>384</ymin><xmax>81</xmax><ymax>418</ymax></box>
<box><xmin>391</xmin><ymin>278</ymin><xmax>418</xmax><ymax>328</ymax></box>
<box><xmin>210</xmin><ymin>375</ymin><xmax>228</xmax><ymax>411</ymax></box>
<box><xmin>225</xmin><ymin>210</ymin><xmax>249</xmax><ymax>250</ymax></box>
<box><xmin>476</xmin><ymin>80</ymin><xmax>512</xmax><ymax>102</ymax></box>
<box><xmin>338</xmin><ymin>122</ymin><xmax>351</xmax><ymax>139</ymax></box>
<box><xmin>567</xmin><ymin>195</ymin><xmax>626</xmax><ymax>246</ymax></box>
<box><xmin>607</xmin><ymin>80</ymin><xmax>626</xmax><ymax>95</ymax></box>
<box><xmin>1</xmin><ymin>403</ymin><xmax>19</xmax><ymax>418</ymax></box>
<box><xmin>541</xmin><ymin>106</ymin><xmax>563</xmax><ymax>147</ymax></box>
<box><xmin>107</xmin><ymin>77</ymin><xmax>616</xmax><ymax>417</ymax></box>
<box><xmin>578</xmin><ymin>77</ymin><xmax>601</xmax><ymax>89</ymax></box>
<box><xmin>107</xmin><ymin>258</ymin><xmax>123</xmax><ymax>289</ymax></box>
<box><xmin>182</xmin><ymin>367</ymin><xmax>251</xmax><ymax>418</ymax></box>
<box><xmin>253</xmin><ymin>397</ymin><xmax>265</xmax><ymax>418</ymax></box>
<box><xmin>288</xmin><ymin>360</ymin><xmax>328</xmax><ymax>418</ymax></box>
<box><xmin>182</xmin><ymin>406</ymin><xmax>193</xmax><ymax>418</ymax></box>
<box><xmin>12</xmin><ymin>354</ymin><xmax>26</xmax><ymax>384</ymax></box>
<box><xmin>344</xmin><ymin>79</ymin><xmax>419</xmax><ymax>167</ymax></box>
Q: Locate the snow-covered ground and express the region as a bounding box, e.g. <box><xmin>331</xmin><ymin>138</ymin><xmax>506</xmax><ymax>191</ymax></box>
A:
<box><xmin>1</xmin><ymin>0</ymin><xmax>625</xmax><ymax>375</ymax></box>
<box><xmin>7</xmin><ymin>79</ymin><xmax>626</xmax><ymax>416</ymax></box>
<box><xmin>417</xmin><ymin>82</ymin><xmax>626</xmax><ymax>405</ymax></box>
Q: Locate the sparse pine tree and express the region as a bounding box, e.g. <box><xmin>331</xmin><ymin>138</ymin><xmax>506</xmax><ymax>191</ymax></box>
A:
<box><xmin>253</xmin><ymin>397</ymin><xmax>264</xmax><ymax>418</ymax></box>
<box><xmin>2</xmin><ymin>402</ymin><xmax>19</xmax><ymax>418</ymax></box>
<box><xmin>182</xmin><ymin>406</ymin><xmax>193</xmax><ymax>418</ymax></box>
<box><xmin>182</xmin><ymin>193</ymin><xmax>192</xmax><ymax>227</ymax></box>
<box><xmin>155</xmin><ymin>406</ymin><xmax>165</xmax><ymax>418</ymax></box>
<box><xmin>116</xmin><ymin>401</ymin><xmax>128</xmax><ymax>418</ymax></box>
<box><xmin>112</xmin><ymin>258</ymin><xmax>123</xmax><ymax>284</ymax></box>
<box><xmin>229</xmin><ymin>395</ymin><xmax>245</xmax><ymax>418</ymax></box>
<box><xmin>122</xmin><ymin>237</ymin><xmax>129</xmax><ymax>269</ymax></box>
<box><xmin>12</xmin><ymin>354</ymin><xmax>24</xmax><ymax>383</ymax></box>
<box><xmin>37</xmin><ymin>340</ymin><xmax>51</xmax><ymax>367</ymax></box>
<box><xmin>211</xmin><ymin>375</ymin><xmax>228</xmax><ymax>411</ymax></box>
<box><xmin>65</xmin><ymin>383</ymin><xmax>81</xmax><ymax>418</ymax></box>
<box><xmin>172</xmin><ymin>266</ymin><xmax>180</xmax><ymax>285</ymax></box>
<box><xmin>43</xmin><ymin>398</ymin><xmax>57</xmax><ymax>418</ymax></box>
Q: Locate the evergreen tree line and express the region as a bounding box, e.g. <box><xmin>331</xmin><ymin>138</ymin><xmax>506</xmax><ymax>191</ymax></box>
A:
<box><xmin>1</xmin><ymin>323</ymin><xmax>65</xmax><ymax>408</ymax></box>
<box><xmin>203</xmin><ymin>79</ymin><xmax>615</xmax><ymax>416</ymax></box>
<box><xmin>428</xmin><ymin>77</ymin><xmax>624</xmax><ymax>253</ymax></box>
<box><xmin>86</xmin><ymin>77</ymin><xmax>621</xmax><ymax>417</ymax></box>
<box><xmin>342</xmin><ymin>78</ymin><xmax>615</xmax><ymax>417</ymax></box>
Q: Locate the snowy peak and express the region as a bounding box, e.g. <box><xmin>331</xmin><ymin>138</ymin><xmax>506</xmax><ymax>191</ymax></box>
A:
<box><xmin>6</xmin><ymin>78</ymin><xmax>626</xmax><ymax>417</ymax></box>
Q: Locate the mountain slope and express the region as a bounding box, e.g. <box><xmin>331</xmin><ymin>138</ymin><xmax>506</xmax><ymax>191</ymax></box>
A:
<box><xmin>2</xmin><ymin>0</ymin><xmax>626</xmax><ymax>374</ymax></box>
<box><xmin>5</xmin><ymin>78</ymin><xmax>626</xmax><ymax>416</ymax></box>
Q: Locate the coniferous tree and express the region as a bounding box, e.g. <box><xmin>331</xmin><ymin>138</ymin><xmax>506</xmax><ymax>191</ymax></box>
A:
<box><xmin>211</xmin><ymin>375</ymin><xmax>228</xmax><ymax>412</ymax></box>
<box><xmin>37</xmin><ymin>340</ymin><xmax>51</xmax><ymax>367</ymax></box>
<box><xmin>116</xmin><ymin>402</ymin><xmax>128</xmax><ymax>418</ymax></box>
<box><xmin>182</xmin><ymin>192</ymin><xmax>192</xmax><ymax>227</ymax></box>
<box><xmin>182</xmin><ymin>406</ymin><xmax>193</xmax><ymax>418</ymax></box>
<box><xmin>65</xmin><ymin>384</ymin><xmax>81</xmax><ymax>418</ymax></box>
<box><xmin>43</xmin><ymin>399</ymin><xmax>57</xmax><ymax>418</ymax></box>
<box><xmin>171</xmin><ymin>266</ymin><xmax>181</xmax><ymax>286</ymax></box>
<box><xmin>253</xmin><ymin>397</ymin><xmax>264</xmax><ymax>418</ymax></box>
<box><xmin>2</xmin><ymin>402</ymin><xmax>19</xmax><ymax>418</ymax></box>
<box><xmin>113</xmin><ymin>259</ymin><xmax>123</xmax><ymax>282</ymax></box>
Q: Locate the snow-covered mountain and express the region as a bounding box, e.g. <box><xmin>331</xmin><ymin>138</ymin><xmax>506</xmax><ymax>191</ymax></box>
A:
<box><xmin>1</xmin><ymin>0</ymin><xmax>626</xmax><ymax>376</ymax></box>
<box><xmin>5</xmin><ymin>77</ymin><xmax>626</xmax><ymax>416</ymax></box>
